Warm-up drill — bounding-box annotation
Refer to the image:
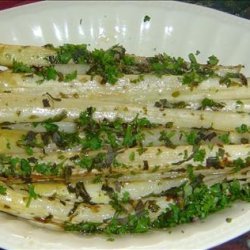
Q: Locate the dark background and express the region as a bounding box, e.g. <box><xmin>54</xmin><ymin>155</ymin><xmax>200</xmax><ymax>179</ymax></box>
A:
<box><xmin>0</xmin><ymin>0</ymin><xmax>249</xmax><ymax>249</ymax></box>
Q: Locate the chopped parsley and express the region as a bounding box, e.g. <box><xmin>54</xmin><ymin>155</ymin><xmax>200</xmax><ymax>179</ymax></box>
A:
<box><xmin>200</xmin><ymin>98</ymin><xmax>225</xmax><ymax>110</ymax></box>
<box><xmin>143</xmin><ymin>15</ymin><xmax>151</xmax><ymax>22</ymax></box>
<box><xmin>64</xmin><ymin>221</ymin><xmax>101</xmax><ymax>234</ymax></box>
<box><xmin>55</xmin><ymin>44</ymin><xmax>89</xmax><ymax>64</ymax></box>
<box><xmin>38</xmin><ymin>66</ymin><xmax>58</xmax><ymax>81</ymax></box>
<box><xmin>64</xmin><ymin>70</ymin><xmax>77</xmax><ymax>82</ymax></box>
<box><xmin>159</xmin><ymin>130</ymin><xmax>176</xmax><ymax>148</ymax></box>
<box><xmin>235</xmin><ymin>124</ymin><xmax>249</xmax><ymax>134</ymax></box>
<box><xmin>207</xmin><ymin>55</ymin><xmax>219</xmax><ymax>66</ymax></box>
<box><xmin>218</xmin><ymin>133</ymin><xmax>230</xmax><ymax>144</ymax></box>
<box><xmin>12</xmin><ymin>60</ymin><xmax>33</xmax><ymax>73</ymax></box>
<box><xmin>0</xmin><ymin>154</ymin><xmax>62</xmax><ymax>178</ymax></box>
<box><xmin>185</xmin><ymin>131</ymin><xmax>199</xmax><ymax>146</ymax></box>
<box><xmin>193</xmin><ymin>149</ymin><xmax>206</xmax><ymax>162</ymax></box>
<box><xmin>154</xmin><ymin>99</ymin><xmax>187</xmax><ymax>109</ymax></box>
<box><xmin>12</xmin><ymin>56</ymin><xmax>76</xmax><ymax>84</ymax></box>
<box><xmin>0</xmin><ymin>185</ymin><xmax>7</xmax><ymax>195</ymax></box>
<box><xmin>12</xmin><ymin>44</ymin><xmax>246</xmax><ymax>86</ymax></box>
<box><xmin>77</xmin><ymin>108</ymin><xmax>153</xmax><ymax>150</ymax></box>
<box><xmin>26</xmin><ymin>184</ymin><xmax>38</xmax><ymax>207</ymax></box>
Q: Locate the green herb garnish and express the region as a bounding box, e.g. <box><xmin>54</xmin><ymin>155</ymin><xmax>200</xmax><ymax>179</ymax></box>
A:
<box><xmin>143</xmin><ymin>15</ymin><xmax>151</xmax><ymax>22</ymax></box>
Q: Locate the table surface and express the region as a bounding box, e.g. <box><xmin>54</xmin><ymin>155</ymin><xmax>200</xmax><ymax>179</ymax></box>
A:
<box><xmin>0</xmin><ymin>0</ymin><xmax>249</xmax><ymax>250</ymax></box>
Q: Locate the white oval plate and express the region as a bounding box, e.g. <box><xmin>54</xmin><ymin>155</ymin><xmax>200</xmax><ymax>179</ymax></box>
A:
<box><xmin>0</xmin><ymin>1</ymin><xmax>249</xmax><ymax>249</ymax></box>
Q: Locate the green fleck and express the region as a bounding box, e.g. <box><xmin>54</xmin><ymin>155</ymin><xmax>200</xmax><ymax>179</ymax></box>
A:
<box><xmin>82</xmin><ymin>134</ymin><xmax>102</xmax><ymax>150</ymax></box>
<box><xmin>130</xmin><ymin>75</ymin><xmax>144</xmax><ymax>84</ymax></box>
<box><xmin>235</xmin><ymin>124</ymin><xmax>249</xmax><ymax>134</ymax></box>
<box><xmin>193</xmin><ymin>149</ymin><xmax>206</xmax><ymax>162</ymax></box>
<box><xmin>12</xmin><ymin>60</ymin><xmax>33</xmax><ymax>73</ymax></box>
<box><xmin>41</xmin><ymin>66</ymin><xmax>58</xmax><ymax>81</ymax></box>
<box><xmin>26</xmin><ymin>184</ymin><xmax>38</xmax><ymax>207</ymax></box>
<box><xmin>64</xmin><ymin>70</ymin><xmax>77</xmax><ymax>82</ymax></box>
<box><xmin>25</xmin><ymin>146</ymin><xmax>34</xmax><ymax>156</ymax></box>
<box><xmin>129</xmin><ymin>151</ymin><xmax>135</xmax><ymax>162</ymax></box>
<box><xmin>92</xmin><ymin>174</ymin><xmax>102</xmax><ymax>184</ymax></box>
<box><xmin>188</xmin><ymin>53</ymin><xmax>198</xmax><ymax>66</ymax></box>
<box><xmin>64</xmin><ymin>221</ymin><xmax>101</xmax><ymax>233</ymax></box>
<box><xmin>185</xmin><ymin>131</ymin><xmax>199</xmax><ymax>146</ymax></box>
<box><xmin>79</xmin><ymin>156</ymin><xmax>93</xmax><ymax>170</ymax></box>
<box><xmin>6</xmin><ymin>141</ymin><xmax>11</xmax><ymax>150</ymax></box>
<box><xmin>171</xmin><ymin>91</ymin><xmax>180</xmax><ymax>98</ymax></box>
<box><xmin>226</xmin><ymin>217</ymin><xmax>232</xmax><ymax>223</ymax></box>
<box><xmin>200</xmin><ymin>98</ymin><xmax>224</xmax><ymax>110</ymax></box>
<box><xmin>159</xmin><ymin>130</ymin><xmax>176</xmax><ymax>148</ymax></box>
<box><xmin>183</xmin><ymin>183</ymin><xmax>193</xmax><ymax>198</ymax></box>
<box><xmin>90</xmin><ymin>45</ymin><xmax>124</xmax><ymax>84</ymax></box>
<box><xmin>165</xmin><ymin>122</ymin><xmax>174</xmax><ymax>128</ymax></box>
<box><xmin>218</xmin><ymin>133</ymin><xmax>230</xmax><ymax>144</ymax></box>
<box><xmin>235</xmin><ymin>100</ymin><xmax>244</xmax><ymax>108</ymax></box>
<box><xmin>56</xmin><ymin>44</ymin><xmax>89</xmax><ymax>64</ymax></box>
<box><xmin>107</xmin><ymin>237</ymin><xmax>115</xmax><ymax>241</ymax></box>
<box><xmin>123</xmin><ymin>55</ymin><xmax>135</xmax><ymax>65</ymax></box>
<box><xmin>43</xmin><ymin>122</ymin><xmax>59</xmax><ymax>133</ymax></box>
<box><xmin>232</xmin><ymin>158</ymin><xmax>245</xmax><ymax>173</ymax></box>
<box><xmin>20</xmin><ymin>159</ymin><xmax>32</xmax><ymax>176</ymax></box>
<box><xmin>34</xmin><ymin>162</ymin><xmax>60</xmax><ymax>176</ymax></box>
<box><xmin>143</xmin><ymin>15</ymin><xmax>151</xmax><ymax>22</ymax></box>
<box><xmin>109</xmin><ymin>193</ymin><xmax>126</xmax><ymax>214</ymax></box>
<box><xmin>121</xmin><ymin>191</ymin><xmax>130</xmax><ymax>203</ymax></box>
<box><xmin>105</xmin><ymin>212</ymin><xmax>150</xmax><ymax>234</ymax></box>
<box><xmin>182</xmin><ymin>71</ymin><xmax>205</xmax><ymax>86</ymax></box>
<box><xmin>207</xmin><ymin>55</ymin><xmax>219</xmax><ymax>66</ymax></box>
<box><xmin>78</xmin><ymin>107</ymin><xmax>95</xmax><ymax>127</ymax></box>
<box><xmin>0</xmin><ymin>185</ymin><xmax>7</xmax><ymax>195</ymax></box>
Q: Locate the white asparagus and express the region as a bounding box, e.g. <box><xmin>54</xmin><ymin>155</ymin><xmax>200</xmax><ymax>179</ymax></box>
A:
<box><xmin>0</xmin><ymin>182</ymin><xmax>116</xmax><ymax>224</ymax></box>
<box><xmin>0</xmin><ymin>43</ymin><xmax>243</xmax><ymax>77</ymax></box>
<box><xmin>204</xmin><ymin>167</ymin><xmax>250</xmax><ymax>186</ymax></box>
<box><xmin>2</xmin><ymin>144</ymin><xmax>250</xmax><ymax>177</ymax></box>
<box><xmin>115</xmin><ymin>144</ymin><xmax>250</xmax><ymax>168</ymax></box>
<box><xmin>0</xmin><ymin>71</ymin><xmax>247</xmax><ymax>92</ymax></box>
<box><xmin>3</xmin><ymin>122</ymin><xmax>76</xmax><ymax>133</ymax></box>
<box><xmin>0</xmin><ymin>96</ymin><xmax>250</xmax><ymax>131</ymax></box>
<box><xmin>0</xmin><ymin>180</ymin><xmax>175</xmax><ymax>224</ymax></box>
<box><xmin>10</xmin><ymin>177</ymin><xmax>187</xmax><ymax>204</ymax></box>
<box><xmin>0</xmin><ymin>44</ymin><xmax>56</xmax><ymax>67</ymax></box>
<box><xmin>168</xmin><ymin>99</ymin><xmax>250</xmax><ymax>112</ymax></box>
<box><xmin>0</xmin><ymin>72</ymin><xmax>249</xmax><ymax>103</ymax></box>
<box><xmin>11</xmin><ymin>165</ymin><xmax>248</xmax><ymax>204</ymax></box>
<box><xmin>1</xmin><ymin>126</ymin><xmax>249</xmax><ymax>154</ymax></box>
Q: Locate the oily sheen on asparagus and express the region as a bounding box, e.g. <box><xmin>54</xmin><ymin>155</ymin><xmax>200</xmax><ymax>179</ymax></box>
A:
<box><xmin>0</xmin><ymin>43</ymin><xmax>249</xmax><ymax>235</ymax></box>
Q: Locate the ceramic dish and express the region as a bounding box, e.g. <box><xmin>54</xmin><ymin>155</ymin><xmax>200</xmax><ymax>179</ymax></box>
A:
<box><xmin>0</xmin><ymin>1</ymin><xmax>249</xmax><ymax>249</ymax></box>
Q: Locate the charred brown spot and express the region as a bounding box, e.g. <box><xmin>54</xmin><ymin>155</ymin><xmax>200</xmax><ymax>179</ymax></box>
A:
<box><xmin>42</xmin><ymin>98</ymin><xmax>51</xmax><ymax>108</ymax></box>
<box><xmin>45</xmin><ymin>92</ymin><xmax>62</xmax><ymax>102</ymax></box>
<box><xmin>147</xmin><ymin>200</ymin><xmax>160</xmax><ymax>213</ymax></box>
<box><xmin>34</xmin><ymin>214</ymin><xmax>53</xmax><ymax>223</ymax></box>
<box><xmin>143</xmin><ymin>160</ymin><xmax>149</xmax><ymax>170</ymax></box>
<box><xmin>68</xmin><ymin>202</ymin><xmax>80</xmax><ymax>217</ymax></box>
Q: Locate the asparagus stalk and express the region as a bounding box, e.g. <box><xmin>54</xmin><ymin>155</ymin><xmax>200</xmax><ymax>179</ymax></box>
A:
<box><xmin>1</xmin><ymin>125</ymin><xmax>249</xmax><ymax>154</ymax></box>
<box><xmin>0</xmin><ymin>44</ymin><xmax>56</xmax><ymax>67</ymax></box>
<box><xmin>0</xmin><ymin>96</ymin><xmax>249</xmax><ymax>131</ymax></box>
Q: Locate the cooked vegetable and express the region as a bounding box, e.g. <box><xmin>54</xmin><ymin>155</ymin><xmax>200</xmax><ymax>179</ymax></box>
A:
<box><xmin>0</xmin><ymin>43</ymin><xmax>249</xmax><ymax>236</ymax></box>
